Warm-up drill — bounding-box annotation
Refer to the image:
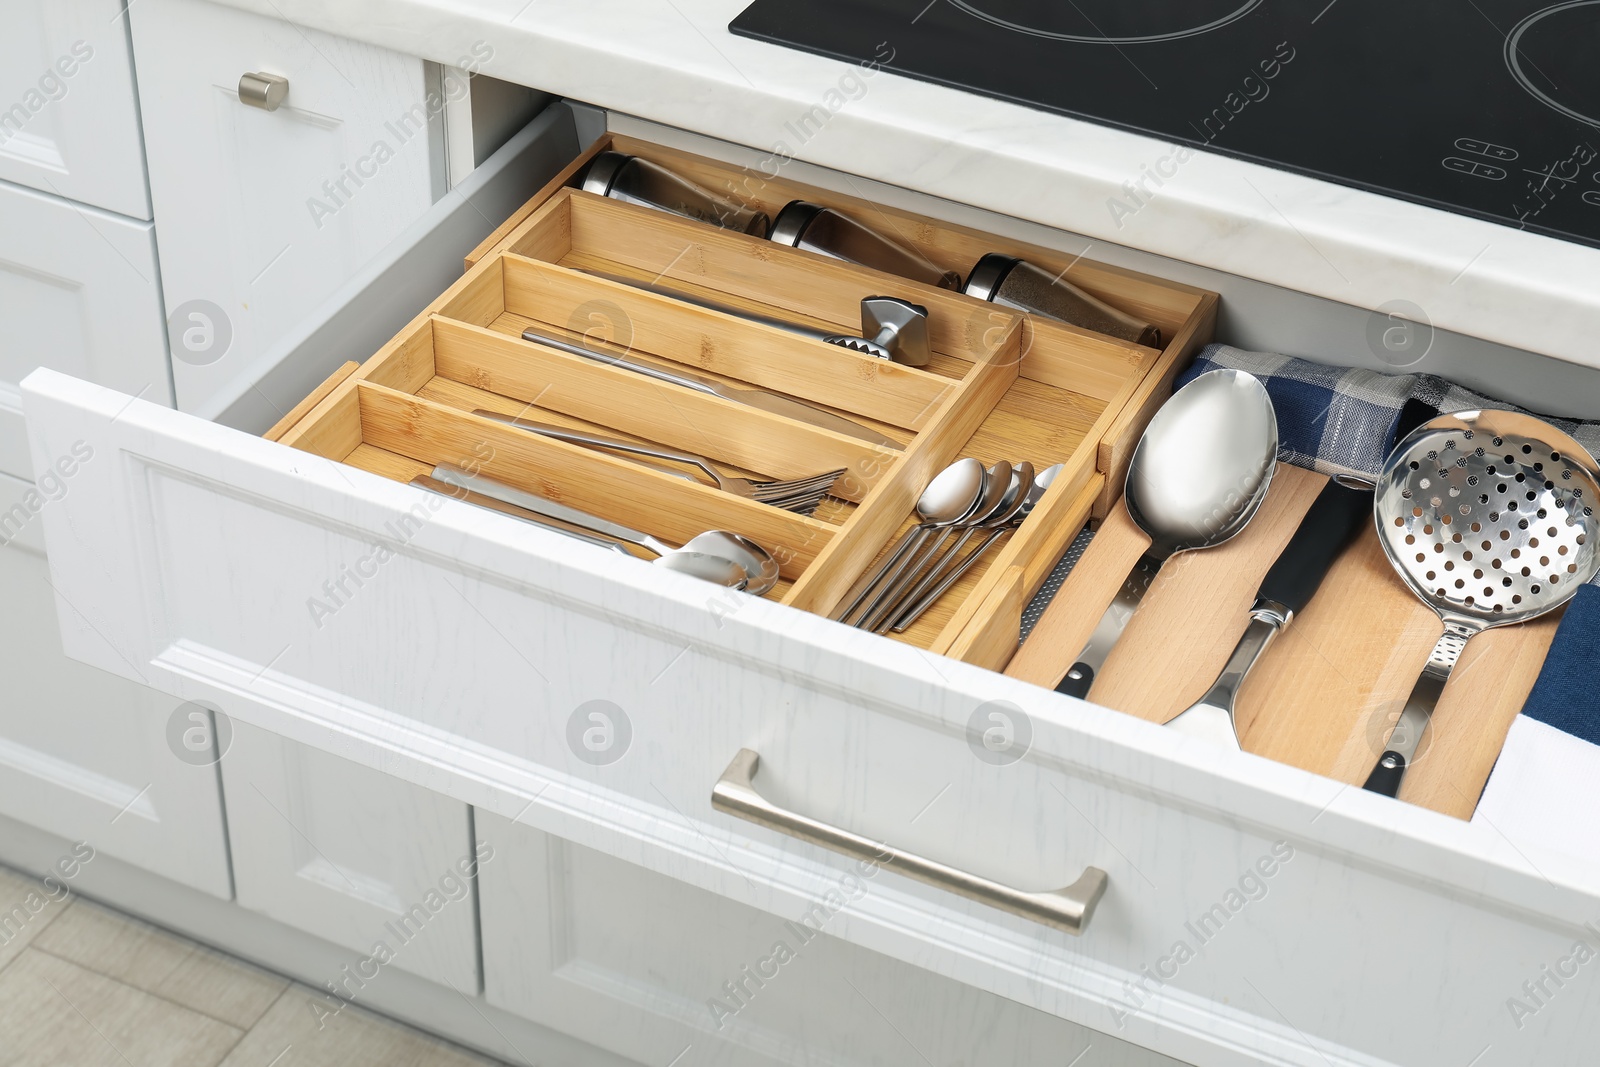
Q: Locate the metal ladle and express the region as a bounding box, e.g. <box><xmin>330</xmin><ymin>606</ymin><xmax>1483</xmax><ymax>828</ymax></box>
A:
<box><xmin>428</xmin><ymin>466</ymin><xmax>779</xmax><ymax>594</ymax></box>
<box><xmin>1057</xmin><ymin>369</ymin><xmax>1278</xmax><ymax>699</ymax></box>
<box><xmin>1363</xmin><ymin>410</ymin><xmax>1600</xmax><ymax>798</ymax></box>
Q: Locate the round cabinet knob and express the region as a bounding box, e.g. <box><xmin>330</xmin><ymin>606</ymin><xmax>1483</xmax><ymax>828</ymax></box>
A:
<box><xmin>237</xmin><ymin>71</ymin><xmax>289</xmax><ymax>112</ymax></box>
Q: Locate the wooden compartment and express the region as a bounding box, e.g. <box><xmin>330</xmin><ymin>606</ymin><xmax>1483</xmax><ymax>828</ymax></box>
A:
<box><xmin>1006</xmin><ymin>463</ymin><xmax>1560</xmax><ymax>820</ymax></box>
<box><xmin>269</xmin><ymin>133</ymin><xmax>1220</xmax><ymax>664</ymax></box>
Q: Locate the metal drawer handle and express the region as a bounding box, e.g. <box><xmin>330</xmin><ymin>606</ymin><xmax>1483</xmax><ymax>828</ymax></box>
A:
<box><xmin>711</xmin><ymin>749</ymin><xmax>1108</xmax><ymax>935</ymax></box>
<box><xmin>238</xmin><ymin>71</ymin><xmax>289</xmax><ymax>111</ymax></box>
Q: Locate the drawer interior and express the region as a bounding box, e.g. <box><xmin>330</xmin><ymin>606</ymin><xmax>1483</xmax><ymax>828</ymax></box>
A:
<box><xmin>270</xmin><ymin>133</ymin><xmax>1218</xmax><ymax>664</ymax></box>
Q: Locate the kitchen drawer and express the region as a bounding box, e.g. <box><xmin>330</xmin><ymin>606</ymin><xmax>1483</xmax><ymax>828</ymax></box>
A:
<box><xmin>0</xmin><ymin>0</ymin><xmax>150</xmax><ymax>219</ymax></box>
<box><xmin>128</xmin><ymin>0</ymin><xmax>453</xmax><ymax>416</ymax></box>
<box><xmin>20</xmin><ymin>121</ymin><xmax>1600</xmax><ymax>1067</ymax></box>
<box><xmin>0</xmin><ymin>178</ymin><xmax>170</xmax><ymax>480</ymax></box>
<box><xmin>476</xmin><ymin>812</ymin><xmax>1180</xmax><ymax>1067</ymax></box>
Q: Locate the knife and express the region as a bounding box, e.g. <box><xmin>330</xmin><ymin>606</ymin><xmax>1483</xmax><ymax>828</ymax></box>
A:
<box><xmin>518</xmin><ymin>325</ymin><xmax>901</xmax><ymax>449</ymax></box>
<box><xmin>574</xmin><ymin>267</ymin><xmax>933</xmax><ymax>367</ymax></box>
<box><xmin>1164</xmin><ymin>480</ymin><xmax>1373</xmax><ymax>748</ymax></box>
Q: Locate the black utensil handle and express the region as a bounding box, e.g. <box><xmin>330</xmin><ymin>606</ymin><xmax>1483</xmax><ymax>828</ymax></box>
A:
<box><xmin>1363</xmin><ymin>751</ymin><xmax>1408</xmax><ymax>797</ymax></box>
<box><xmin>1056</xmin><ymin>663</ymin><xmax>1093</xmax><ymax>699</ymax></box>
<box><xmin>1256</xmin><ymin>481</ymin><xmax>1373</xmax><ymax>615</ymax></box>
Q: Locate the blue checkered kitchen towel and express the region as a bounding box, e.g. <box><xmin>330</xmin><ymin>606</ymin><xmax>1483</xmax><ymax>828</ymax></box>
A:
<box><xmin>1175</xmin><ymin>343</ymin><xmax>1600</xmax><ymax>486</ymax></box>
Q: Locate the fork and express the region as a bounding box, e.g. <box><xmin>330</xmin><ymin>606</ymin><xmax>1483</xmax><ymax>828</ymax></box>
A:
<box><xmin>473</xmin><ymin>410</ymin><xmax>844</xmax><ymax>514</ymax></box>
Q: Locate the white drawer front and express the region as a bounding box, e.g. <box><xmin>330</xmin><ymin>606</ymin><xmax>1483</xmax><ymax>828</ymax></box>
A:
<box><xmin>0</xmin><ymin>180</ymin><xmax>170</xmax><ymax>480</ymax></box>
<box><xmin>129</xmin><ymin>0</ymin><xmax>444</xmax><ymax>416</ymax></box>
<box><xmin>0</xmin><ymin>0</ymin><xmax>150</xmax><ymax>218</ymax></box>
<box><xmin>477</xmin><ymin>813</ymin><xmax>1180</xmax><ymax>1067</ymax></box>
<box><xmin>22</xmin><ymin>364</ymin><xmax>1600</xmax><ymax>1067</ymax></box>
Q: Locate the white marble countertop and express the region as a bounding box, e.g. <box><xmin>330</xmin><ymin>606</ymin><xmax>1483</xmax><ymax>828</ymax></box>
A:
<box><xmin>215</xmin><ymin>0</ymin><xmax>1600</xmax><ymax>368</ymax></box>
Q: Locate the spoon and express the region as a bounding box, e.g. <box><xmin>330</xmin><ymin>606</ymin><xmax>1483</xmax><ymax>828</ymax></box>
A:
<box><xmin>858</xmin><ymin>460</ymin><xmax>1014</xmax><ymax>632</ymax></box>
<box><xmin>880</xmin><ymin>462</ymin><xmax>1035</xmax><ymax>633</ymax></box>
<box><xmin>892</xmin><ymin>462</ymin><xmax>1061</xmax><ymax>632</ymax></box>
<box><xmin>428</xmin><ymin>466</ymin><xmax>778</xmax><ymax>594</ymax></box>
<box><xmin>831</xmin><ymin>457</ymin><xmax>987</xmax><ymax>623</ymax></box>
<box><xmin>412</xmin><ymin>474</ymin><xmax>750</xmax><ymax>589</ymax></box>
<box><xmin>1056</xmin><ymin>369</ymin><xmax>1278</xmax><ymax>699</ymax></box>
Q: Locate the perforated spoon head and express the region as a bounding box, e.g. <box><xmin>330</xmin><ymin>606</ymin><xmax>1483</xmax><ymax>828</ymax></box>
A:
<box><xmin>1375</xmin><ymin>409</ymin><xmax>1600</xmax><ymax>629</ymax></box>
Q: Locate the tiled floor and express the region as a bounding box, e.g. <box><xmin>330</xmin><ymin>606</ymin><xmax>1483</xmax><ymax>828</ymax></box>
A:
<box><xmin>0</xmin><ymin>865</ymin><xmax>506</xmax><ymax>1066</ymax></box>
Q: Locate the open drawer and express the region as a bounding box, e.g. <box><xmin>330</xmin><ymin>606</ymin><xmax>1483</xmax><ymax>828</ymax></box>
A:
<box><xmin>22</xmin><ymin>116</ymin><xmax>1600</xmax><ymax>1067</ymax></box>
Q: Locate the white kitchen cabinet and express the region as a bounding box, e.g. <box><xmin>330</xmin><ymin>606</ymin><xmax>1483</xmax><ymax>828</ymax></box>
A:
<box><xmin>0</xmin><ymin>0</ymin><xmax>150</xmax><ymax>219</ymax></box>
<box><xmin>219</xmin><ymin>718</ymin><xmax>479</xmax><ymax>991</ymax></box>
<box><xmin>0</xmin><ymin>178</ymin><xmax>171</xmax><ymax>481</ymax></box>
<box><xmin>129</xmin><ymin>0</ymin><xmax>445</xmax><ymax>417</ymax></box>
<box><xmin>0</xmin><ymin>480</ymin><xmax>230</xmax><ymax>897</ymax></box>
<box><xmin>20</xmin><ymin>112</ymin><xmax>1600</xmax><ymax>1067</ymax></box>
<box><xmin>477</xmin><ymin>811</ymin><xmax>1178</xmax><ymax>1067</ymax></box>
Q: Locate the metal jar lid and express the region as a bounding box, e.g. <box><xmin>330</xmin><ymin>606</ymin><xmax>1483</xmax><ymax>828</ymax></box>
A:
<box><xmin>581</xmin><ymin>151</ymin><xmax>632</xmax><ymax>197</ymax></box>
<box><xmin>769</xmin><ymin>200</ymin><xmax>827</xmax><ymax>246</ymax></box>
<box><xmin>961</xmin><ymin>253</ymin><xmax>1022</xmax><ymax>303</ymax></box>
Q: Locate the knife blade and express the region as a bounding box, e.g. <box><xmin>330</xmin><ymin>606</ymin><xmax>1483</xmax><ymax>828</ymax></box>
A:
<box><xmin>1164</xmin><ymin>479</ymin><xmax>1373</xmax><ymax>749</ymax></box>
<box><xmin>518</xmin><ymin>325</ymin><xmax>901</xmax><ymax>449</ymax></box>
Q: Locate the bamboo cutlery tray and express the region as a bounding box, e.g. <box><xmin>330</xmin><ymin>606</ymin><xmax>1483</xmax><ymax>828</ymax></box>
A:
<box><xmin>265</xmin><ymin>133</ymin><xmax>1218</xmax><ymax>662</ymax></box>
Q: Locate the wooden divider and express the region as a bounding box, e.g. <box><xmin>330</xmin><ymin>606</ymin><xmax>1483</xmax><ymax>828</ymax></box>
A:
<box><xmin>355</xmin><ymin>382</ymin><xmax>834</xmax><ymax>581</ymax></box>
<box><xmin>935</xmin><ymin>473</ymin><xmax>1104</xmax><ymax>658</ymax></box>
<box><xmin>1092</xmin><ymin>292</ymin><xmax>1220</xmax><ymax>519</ymax></box>
<box><xmin>559</xmin><ymin>191</ymin><xmax>1036</xmax><ymax>359</ymax></box>
<box><xmin>499</xmin><ymin>253</ymin><xmax>960</xmax><ymax>432</ymax></box>
<box><xmin>428</xmin><ymin>316</ymin><xmax>894</xmax><ymax>502</ymax></box>
<box><xmin>783</xmin><ymin>317</ymin><xmax>1023</xmax><ymax>616</ymax></box>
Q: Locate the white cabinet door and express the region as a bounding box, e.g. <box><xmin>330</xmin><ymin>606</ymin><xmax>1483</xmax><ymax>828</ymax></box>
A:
<box><xmin>129</xmin><ymin>0</ymin><xmax>443</xmax><ymax>417</ymax></box>
<box><xmin>477</xmin><ymin>812</ymin><xmax>1177</xmax><ymax>1067</ymax></box>
<box><xmin>0</xmin><ymin>179</ymin><xmax>170</xmax><ymax>480</ymax></box>
<box><xmin>0</xmin><ymin>480</ymin><xmax>229</xmax><ymax>897</ymax></box>
<box><xmin>219</xmin><ymin>718</ymin><xmax>479</xmax><ymax>991</ymax></box>
<box><xmin>0</xmin><ymin>0</ymin><xmax>151</xmax><ymax>219</ymax></box>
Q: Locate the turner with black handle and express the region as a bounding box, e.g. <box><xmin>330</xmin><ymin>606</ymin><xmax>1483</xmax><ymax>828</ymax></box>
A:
<box><xmin>1163</xmin><ymin>480</ymin><xmax>1373</xmax><ymax>749</ymax></box>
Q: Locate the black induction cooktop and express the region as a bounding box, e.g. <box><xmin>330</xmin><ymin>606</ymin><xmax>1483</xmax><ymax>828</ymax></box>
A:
<box><xmin>730</xmin><ymin>0</ymin><xmax>1600</xmax><ymax>249</ymax></box>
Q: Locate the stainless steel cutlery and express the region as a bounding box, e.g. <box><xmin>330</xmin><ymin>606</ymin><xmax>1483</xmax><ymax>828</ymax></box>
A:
<box><xmin>832</xmin><ymin>458</ymin><xmax>987</xmax><ymax>625</ymax></box>
<box><xmin>576</xmin><ymin>269</ymin><xmax>932</xmax><ymax>367</ymax></box>
<box><xmin>517</xmin><ymin>324</ymin><xmax>901</xmax><ymax>448</ymax></box>
<box><xmin>419</xmin><ymin>466</ymin><xmax>781</xmax><ymax>595</ymax></box>
<box><xmin>1057</xmin><ymin>369</ymin><xmax>1278</xmax><ymax>700</ymax></box>
<box><xmin>891</xmin><ymin>463</ymin><xmax>1062</xmax><ymax>633</ymax></box>
<box><xmin>829</xmin><ymin>458</ymin><xmax>1060</xmax><ymax>633</ymax></box>
<box><xmin>472</xmin><ymin>410</ymin><xmax>843</xmax><ymax>515</ymax></box>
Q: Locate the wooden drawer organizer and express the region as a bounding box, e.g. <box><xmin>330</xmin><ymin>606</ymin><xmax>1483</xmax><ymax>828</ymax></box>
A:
<box><xmin>268</xmin><ymin>134</ymin><xmax>1218</xmax><ymax>665</ymax></box>
<box><xmin>1007</xmin><ymin>463</ymin><xmax>1559</xmax><ymax>820</ymax></box>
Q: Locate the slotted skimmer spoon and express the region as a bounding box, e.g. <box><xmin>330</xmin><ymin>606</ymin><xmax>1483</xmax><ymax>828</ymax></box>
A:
<box><xmin>1364</xmin><ymin>410</ymin><xmax>1600</xmax><ymax>798</ymax></box>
